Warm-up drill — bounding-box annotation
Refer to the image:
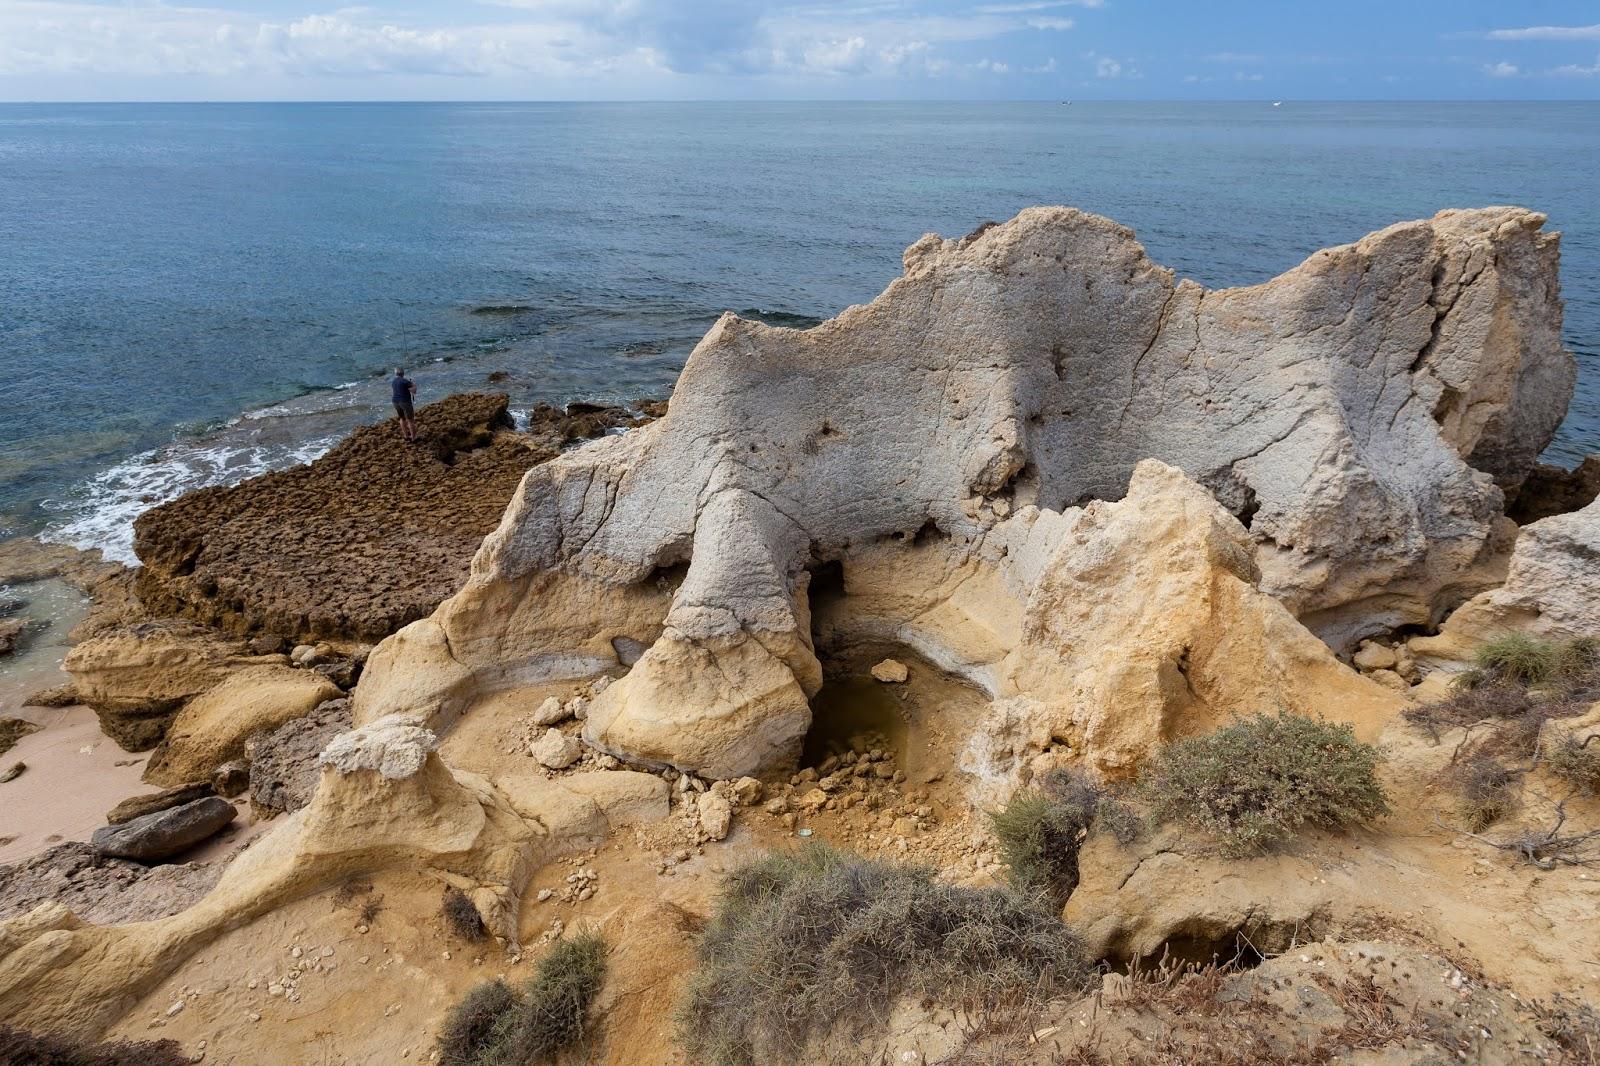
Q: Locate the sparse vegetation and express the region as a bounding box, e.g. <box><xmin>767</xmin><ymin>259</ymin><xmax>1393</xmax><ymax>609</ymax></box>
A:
<box><xmin>333</xmin><ymin>877</ymin><xmax>384</xmax><ymax>925</ymax></box>
<box><xmin>1140</xmin><ymin>714</ymin><xmax>1389</xmax><ymax>856</ymax></box>
<box><xmin>989</xmin><ymin>769</ymin><xmax>1137</xmax><ymax>902</ymax></box>
<box><xmin>1531</xmin><ymin>992</ymin><xmax>1600</xmax><ymax>1065</ymax></box>
<box><xmin>1545</xmin><ymin>734</ymin><xmax>1600</xmax><ymax>796</ymax></box>
<box><xmin>435</xmin><ymin>930</ymin><xmax>609</xmax><ymax>1066</ymax></box>
<box><xmin>1046</xmin><ymin>957</ymin><xmax>1438</xmax><ymax>1066</ymax></box>
<box><xmin>678</xmin><ymin>844</ymin><xmax>1091</xmax><ymax>1066</ymax></box>
<box><xmin>436</xmin><ymin>980</ymin><xmax>521</xmax><ymax>1066</ymax></box>
<box><xmin>441</xmin><ymin>887</ymin><xmax>486</xmax><ymax>941</ymax></box>
<box><xmin>1407</xmin><ymin>634</ymin><xmax>1600</xmax><ymax>834</ymax></box>
<box><xmin>1445</xmin><ymin>753</ymin><xmax>1519</xmax><ymax>830</ymax></box>
<box><xmin>0</xmin><ymin>1025</ymin><xmax>189</xmax><ymax>1066</ymax></box>
<box><xmin>1474</xmin><ymin>632</ymin><xmax>1566</xmax><ymax>687</ymax></box>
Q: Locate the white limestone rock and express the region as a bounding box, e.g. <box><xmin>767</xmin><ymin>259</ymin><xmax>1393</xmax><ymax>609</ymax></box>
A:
<box><xmin>357</xmin><ymin>206</ymin><xmax>1570</xmax><ymax>780</ymax></box>
<box><xmin>531</xmin><ymin>728</ymin><xmax>582</xmax><ymax>770</ymax></box>
<box><xmin>1426</xmin><ymin>494</ymin><xmax>1600</xmax><ymax>648</ymax></box>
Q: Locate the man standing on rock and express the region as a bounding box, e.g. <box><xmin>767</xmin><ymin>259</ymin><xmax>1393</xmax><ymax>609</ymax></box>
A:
<box><xmin>392</xmin><ymin>367</ymin><xmax>417</xmax><ymax>442</ymax></box>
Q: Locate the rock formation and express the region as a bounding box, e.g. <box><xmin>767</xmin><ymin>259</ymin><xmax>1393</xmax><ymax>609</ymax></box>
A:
<box><xmin>141</xmin><ymin>665</ymin><xmax>341</xmax><ymax>787</ymax></box>
<box><xmin>246</xmin><ymin>697</ymin><xmax>352</xmax><ymax>814</ymax></box>
<box><xmin>89</xmin><ymin>797</ymin><xmax>237</xmax><ymax>863</ymax></box>
<box><xmin>129</xmin><ymin>394</ymin><xmax>547</xmax><ymax>642</ymax></box>
<box><xmin>63</xmin><ymin>621</ymin><xmax>282</xmax><ymax>750</ymax></box>
<box><xmin>357</xmin><ymin>206</ymin><xmax>1565</xmax><ymax>783</ymax></box>
<box><xmin>128</xmin><ymin>395</ymin><xmax>664</xmax><ymax>645</ymax></box>
<box><xmin>2</xmin><ymin>205</ymin><xmax>1587</xmax><ymax>1062</ymax></box>
<box><xmin>1509</xmin><ymin>454</ymin><xmax>1600</xmax><ymax>523</ymax></box>
<box><xmin>1419</xmin><ymin>493</ymin><xmax>1600</xmax><ymax>654</ymax></box>
<box><xmin>0</xmin><ymin>715</ymin><xmax>671</xmax><ymax>1039</ymax></box>
<box><xmin>0</xmin><ymin>844</ymin><xmax>219</xmax><ymax>925</ymax></box>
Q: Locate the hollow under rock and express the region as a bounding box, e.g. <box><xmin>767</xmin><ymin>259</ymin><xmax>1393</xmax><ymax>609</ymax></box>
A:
<box><xmin>353</xmin><ymin>205</ymin><xmax>1571</xmax><ymax>787</ymax></box>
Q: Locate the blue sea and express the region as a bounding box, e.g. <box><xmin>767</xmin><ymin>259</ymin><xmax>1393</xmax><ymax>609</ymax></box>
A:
<box><xmin>1</xmin><ymin>101</ymin><xmax>1597</xmax><ymax>564</ymax></box>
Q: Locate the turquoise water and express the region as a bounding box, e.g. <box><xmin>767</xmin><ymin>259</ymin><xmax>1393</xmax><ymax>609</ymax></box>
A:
<box><xmin>1</xmin><ymin>101</ymin><xmax>1596</xmax><ymax>561</ymax></box>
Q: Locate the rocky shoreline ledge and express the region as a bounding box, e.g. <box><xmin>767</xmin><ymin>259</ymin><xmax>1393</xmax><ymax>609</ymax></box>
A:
<box><xmin>2</xmin><ymin>206</ymin><xmax>1599</xmax><ymax>1064</ymax></box>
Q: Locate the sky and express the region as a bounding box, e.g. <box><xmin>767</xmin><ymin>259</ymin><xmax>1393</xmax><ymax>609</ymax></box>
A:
<box><xmin>2</xmin><ymin>0</ymin><xmax>1600</xmax><ymax>102</ymax></box>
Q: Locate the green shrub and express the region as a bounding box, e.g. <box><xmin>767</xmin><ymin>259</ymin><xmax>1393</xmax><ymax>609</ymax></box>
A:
<box><xmin>678</xmin><ymin>844</ymin><xmax>1090</xmax><ymax>1066</ymax></box>
<box><xmin>435</xmin><ymin>931</ymin><xmax>608</xmax><ymax>1066</ymax></box>
<box><xmin>1141</xmin><ymin>714</ymin><xmax>1390</xmax><ymax>856</ymax></box>
<box><xmin>518</xmin><ymin>930</ymin><xmax>609</xmax><ymax>1059</ymax></box>
<box><xmin>989</xmin><ymin>769</ymin><xmax>1136</xmax><ymax>902</ymax></box>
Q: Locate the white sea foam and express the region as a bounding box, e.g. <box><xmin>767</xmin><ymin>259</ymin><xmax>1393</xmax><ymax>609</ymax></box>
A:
<box><xmin>41</xmin><ymin>435</ymin><xmax>338</xmax><ymax>566</ymax></box>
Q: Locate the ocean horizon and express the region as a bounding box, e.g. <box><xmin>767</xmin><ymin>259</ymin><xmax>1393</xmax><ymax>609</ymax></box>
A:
<box><xmin>2</xmin><ymin>99</ymin><xmax>1597</xmax><ymax>564</ymax></box>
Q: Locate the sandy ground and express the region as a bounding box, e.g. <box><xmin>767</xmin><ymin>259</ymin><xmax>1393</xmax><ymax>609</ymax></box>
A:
<box><xmin>16</xmin><ymin>636</ymin><xmax>1597</xmax><ymax>1064</ymax></box>
<box><xmin>0</xmin><ymin>705</ymin><xmax>154</xmax><ymax>864</ymax></box>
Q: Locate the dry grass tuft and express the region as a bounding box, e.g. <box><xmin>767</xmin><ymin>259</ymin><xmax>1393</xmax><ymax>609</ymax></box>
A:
<box><xmin>1443</xmin><ymin>752</ymin><xmax>1520</xmax><ymax>830</ymax></box>
<box><xmin>1048</xmin><ymin>960</ymin><xmax>1432</xmax><ymax>1066</ymax></box>
<box><xmin>678</xmin><ymin>844</ymin><xmax>1091</xmax><ymax>1066</ymax></box>
<box><xmin>1409</xmin><ymin>635</ymin><xmax>1600</xmax><ymax>837</ymax></box>
<box><xmin>1530</xmin><ymin>992</ymin><xmax>1600</xmax><ymax>1066</ymax></box>
<box><xmin>1545</xmin><ymin>734</ymin><xmax>1600</xmax><ymax>796</ymax></box>
<box><xmin>0</xmin><ymin>1025</ymin><xmax>190</xmax><ymax>1066</ymax></box>
<box><xmin>435</xmin><ymin>931</ymin><xmax>609</xmax><ymax>1066</ymax></box>
<box><xmin>441</xmin><ymin>887</ymin><xmax>486</xmax><ymax>941</ymax></box>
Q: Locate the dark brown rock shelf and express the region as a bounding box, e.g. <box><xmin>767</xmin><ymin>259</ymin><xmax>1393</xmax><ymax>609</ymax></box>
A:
<box><xmin>130</xmin><ymin>393</ymin><xmax>657</xmax><ymax>643</ymax></box>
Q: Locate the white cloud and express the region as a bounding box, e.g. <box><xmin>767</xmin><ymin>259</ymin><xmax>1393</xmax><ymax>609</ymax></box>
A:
<box><xmin>1483</xmin><ymin>61</ymin><xmax>1519</xmax><ymax>77</ymax></box>
<box><xmin>1486</xmin><ymin>24</ymin><xmax>1600</xmax><ymax>41</ymax></box>
<box><xmin>1094</xmin><ymin>55</ymin><xmax>1120</xmax><ymax>77</ymax></box>
<box><xmin>0</xmin><ymin>0</ymin><xmax>1084</xmax><ymax>84</ymax></box>
<box><xmin>0</xmin><ymin>1</ymin><xmax>619</xmax><ymax>78</ymax></box>
<box><xmin>975</xmin><ymin>0</ymin><xmax>1101</xmax><ymax>11</ymax></box>
<box><xmin>1551</xmin><ymin>53</ymin><xmax>1600</xmax><ymax>76</ymax></box>
<box><xmin>1232</xmin><ymin>70</ymin><xmax>1263</xmax><ymax>81</ymax></box>
<box><xmin>1202</xmin><ymin>51</ymin><xmax>1263</xmax><ymax>63</ymax></box>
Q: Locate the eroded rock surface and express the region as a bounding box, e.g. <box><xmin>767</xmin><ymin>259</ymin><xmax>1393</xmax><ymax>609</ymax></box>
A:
<box><xmin>142</xmin><ymin>664</ymin><xmax>341</xmax><ymax>788</ymax></box>
<box><xmin>0</xmin><ymin>844</ymin><xmax>219</xmax><ymax>925</ymax></box>
<box><xmin>1423</xmin><ymin>492</ymin><xmax>1600</xmax><ymax>651</ymax></box>
<box><xmin>1509</xmin><ymin>454</ymin><xmax>1600</xmax><ymax>523</ymax></box>
<box><xmin>247</xmin><ymin>697</ymin><xmax>352</xmax><ymax>814</ymax></box>
<box><xmin>359</xmin><ymin>207</ymin><xmax>1557</xmax><ymax>780</ymax></box>
<box><xmin>130</xmin><ymin>394</ymin><xmax>553</xmax><ymax>642</ymax></box>
<box><xmin>64</xmin><ymin>621</ymin><xmax>280</xmax><ymax>751</ymax></box>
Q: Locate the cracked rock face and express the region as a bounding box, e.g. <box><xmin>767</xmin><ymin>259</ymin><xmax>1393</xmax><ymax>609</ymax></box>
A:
<box><xmin>356</xmin><ymin>206</ymin><xmax>1570</xmax><ymax>780</ymax></box>
<box><xmin>1427</xmin><ymin>493</ymin><xmax>1600</xmax><ymax>647</ymax></box>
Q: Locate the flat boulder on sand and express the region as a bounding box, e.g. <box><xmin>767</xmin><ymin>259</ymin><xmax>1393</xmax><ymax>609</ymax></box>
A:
<box><xmin>89</xmin><ymin>796</ymin><xmax>237</xmax><ymax>863</ymax></box>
